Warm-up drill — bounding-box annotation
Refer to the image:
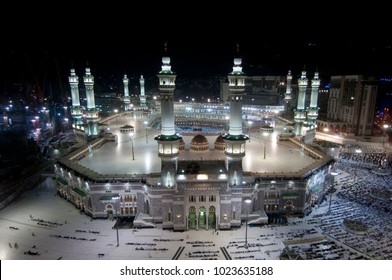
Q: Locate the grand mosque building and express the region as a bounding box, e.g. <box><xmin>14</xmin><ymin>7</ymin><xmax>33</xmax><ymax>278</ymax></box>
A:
<box><xmin>54</xmin><ymin>51</ymin><xmax>334</xmax><ymax>231</ymax></box>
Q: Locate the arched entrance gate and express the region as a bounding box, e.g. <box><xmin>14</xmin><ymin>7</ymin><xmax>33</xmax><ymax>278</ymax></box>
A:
<box><xmin>187</xmin><ymin>205</ymin><xmax>216</xmax><ymax>230</ymax></box>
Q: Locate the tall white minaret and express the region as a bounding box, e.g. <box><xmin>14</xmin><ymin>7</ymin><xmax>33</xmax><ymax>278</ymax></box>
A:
<box><xmin>294</xmin><ymin>70</ymin><xmax>308</xmax><ymax>135</ymax></box>
<box><xmin>69</xmin><ymin>68</ymin><xmax>83</xmax><ymax>126</ymax></box>
<box><xmin>222</xmin><ymin>48</ymin><xmax>248</xmax><ymax>188</ymax></box>
<box><xmin>123</xmin><ymin>74</ymin><xmax>130</xmax><ymax>110</ymax></box>
<box><xmin>154</xmin><ymin>43</ymin><xmax>182</xmax><ymax>189</ymax></box>
<box><xmin>307</xmin><ymin>71</ymin><xmax>320</xmax><ymax>126</ymax></box>
<box><xmin>139</xmin><ymin>74</ymin><xmax>147</xmax><ymax>108</ymax></box>
<box><xmin>83</xmin><ymin>67</ymin><xmax>99</xmax><ymax>136</ymax></box>
<box><xmin>284</xmin><ymin>70</ymin><xmax>292</xmax><ymax>117</ymax></box>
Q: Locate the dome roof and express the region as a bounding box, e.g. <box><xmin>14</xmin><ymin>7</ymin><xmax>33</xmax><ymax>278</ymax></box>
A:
<box><xmin>178</xmin><ymin>138</ymin><xmax>185</xmax><ymax>150</ymax></box>
<box><xmin>190</xmin><ymin>134</ymin><xmax>209</xmax><ymax>151</ymax></box>
<box><xmin>214</xmin><ymin>134</ymin><xmax>226</xmax><ymax>151</ymax></box>
<box><xmin>214</xmin><ymin>134</ymin><xmax>225</xmax><ymax>144</ymax></box>
<box><xmin>191</xmin><ymin>134</ymin><xmax>208</xmax><ymax>144</ymax></box>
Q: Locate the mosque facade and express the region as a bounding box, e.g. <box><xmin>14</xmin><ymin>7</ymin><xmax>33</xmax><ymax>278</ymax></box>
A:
<box><xmin>55</xmin><ymin>52</ymin><xmax>334</xmax><ymax>231</ymax></box>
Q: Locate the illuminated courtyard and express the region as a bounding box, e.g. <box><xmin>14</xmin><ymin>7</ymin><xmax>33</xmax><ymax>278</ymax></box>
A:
<box><xmin>77</xmin><ymin>113</ymin><xmax>317</xmax><ymax>175</ymax></box>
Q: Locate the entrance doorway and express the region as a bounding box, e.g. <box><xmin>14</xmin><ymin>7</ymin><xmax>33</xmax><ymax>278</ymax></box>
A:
<box><xmin>208</xmin><ymin>206</ymin><xmax>216</xmax><ymax>229</ymax></box>
<box><xmin>198</xmin><ymin>206</ymin><xmax>206</xmax><ymax>229</ymax></box>
<box><xmin>188</xmin><ymin>206</ymin><xmax>196</xmax><ymax>229</ymax></box>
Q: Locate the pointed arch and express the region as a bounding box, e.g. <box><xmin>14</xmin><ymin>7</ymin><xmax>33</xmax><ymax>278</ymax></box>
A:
<box><xmin>208</xmin><ymin>205</ymin><xmax>216</xmax><ymax>229</ymax></box>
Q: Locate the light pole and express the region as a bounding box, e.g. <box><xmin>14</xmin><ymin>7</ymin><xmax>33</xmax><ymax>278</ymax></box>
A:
<box><xmin>244</xmin><ymin>197</ymin><xmax>252</xmax><ymax>248</ymax></box>
<box><xmin>144</xmin><ymin>121</ymin><xmax>148</xmax><ymax>143</ymax></box>
<box><xmin>328</xmin><ymin>164</ymin><xmax>339</xmax><ymax>213</ymax></box>
<box><xmin>383</xmin><ymin>124</ymin><xmax>389</xmax><ymax>144</ymax></box>
<box><xmin>326</xmin><ymin>182</ymin><xmax>334</xmax><ymax>213</ymax></box>
<box><xmin>383</xmin><ymin>124</ymin><xmax>389</xmax><ymax>135</ymax></box>
<box><xmin>112</xmin><ymin>195</ymin><xmax>120</xmax><ymax>247</ymax></box>
<box><xmin>113</xmin><ymin>109</ymin><xmax>118</xmax><ymax>124</ymax></box>
<box><xmin>129</xmin><ymin>130</ymin><xmax>135</xmax><ymax>160</ymax></box>
<box><xmin>323</xmin><ymin>127</ymin><xmax>329</xmax><ymax>141</ymax></box>
<box><xmin>248</xmin><ymin>121</ymin><xmax>253</xmax><ymax>142</ymax></box>
<box><xmin>354</xmin><ymin>149</ymin><xmax>361</xmax><ymax>183</ymax></box>
<box><xmin>263</xmin><ymin>132</ymin><xmax>268</xmax><ymax>159</ymax></box>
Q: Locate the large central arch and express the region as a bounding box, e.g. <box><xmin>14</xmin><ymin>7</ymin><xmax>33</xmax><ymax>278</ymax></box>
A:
<box><xmin>198</xmin><ymin>206</ymin><xmax>206</xmax><ymax>229</ymax></box>
<box><xmin>208</xmin><ymin>205</ymin><xmax>216</xmax><ymax>229</ymax></box>
<box><xmin>188</xmin><ymin>206</ymin><xmax>196</xmax><ymax>229</ymax></box>
<box><xmin>187</xmin><ymin>205</ymin><xmax>217</xmax><ymax>230</ymax></box>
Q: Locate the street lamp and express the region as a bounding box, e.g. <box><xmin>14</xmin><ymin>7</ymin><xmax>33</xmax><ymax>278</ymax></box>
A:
<box><xmin>354</xmin><ymin>149</ymin><xmax>362</xmax><ymax>182</ymax></box>
<box><xmin>129</xmin><ymin>130</ymin><xmax>135</xmax><ymax>160</ymax></box>
<box><xmin>328</xmin><ymin>164</ymin><xmax>338</xmax><ymax>213</ymax></box>
<box><xmin>244</xmin><ymin>197</ymin><xmax>252</xmax><ymax>248</ymax></box>
<box><xmin>248</xmin><ymin>121</ymin><xmax>253</xmax><ymax>142</ymax></box>
<box><xmin>112</xmin><ymin>195</ymin><xmax>120</xmax><ymax>247</ymax></box>
<box><xmin>263</xmin><ymin>132</ymin><xmax>268</xmax><ymax>159</ymax></box>
<box><xmin>383</xmin><ymin>124</ymin><xmax>389</xmax><ymax>144</ymax></box>
<box><xmin>144</xmin><ymin>121</ymin><xmax>148</xmax><ymax>143</ymax></box>
<box><xmin>114</xmin><ymin>109</ymin><xmax>118</xmax><ymax>124</ymax></box>
<box><xmin>383</xmin><ymin>124</ymin><xmax>389</xmax><ymax>134</ymax></box>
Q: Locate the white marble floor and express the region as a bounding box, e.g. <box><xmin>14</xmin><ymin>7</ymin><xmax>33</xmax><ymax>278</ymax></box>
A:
<box><xmin>78</xmin><ymin>113</ymin><xmax>317</xmax><ymax>175</ymax></box>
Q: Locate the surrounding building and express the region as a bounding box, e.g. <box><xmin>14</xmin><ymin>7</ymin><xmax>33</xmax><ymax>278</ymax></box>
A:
<box><xmin>318</xmin><ymin>75</ymin><xmax>378</xmax><ymax>137</ymax></box>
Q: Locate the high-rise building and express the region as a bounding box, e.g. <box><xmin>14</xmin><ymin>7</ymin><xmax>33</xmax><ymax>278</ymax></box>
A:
<box><xmin>319</xmin><ymin>75</ymin><xmax>377</xmax><ymax>136</ymax></box>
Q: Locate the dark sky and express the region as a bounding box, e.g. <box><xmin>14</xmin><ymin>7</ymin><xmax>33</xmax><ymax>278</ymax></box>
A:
<box><xmin>2</xmin><ymin>4</ymin><xmax>392</xmax><ymax>90</ymax></box>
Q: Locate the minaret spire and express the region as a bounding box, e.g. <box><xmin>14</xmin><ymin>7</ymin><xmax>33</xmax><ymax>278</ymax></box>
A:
<box><xmin>222</xmin><ymin>50</ymin><xmax>248</xmax><ymax>188</ymax></box>
<box><xmin>294</xmin><ymin>70</ymin><xmax>308</xmax><ymax>136</ymax></box>
<box><xmin>164</xmin><ymin>41</ymin><xmax>168</xmax><ymax>53</ymax></box>
<box><xmin>83</xmin><ymin>67</ymin><xmax>99</xmax><ymax>136</ymax></box>
<box><xmin>284</xmin><ymin>70</ymin><xmax>293</xmax><ymax>117</ymax></box>
<box><xmin>154</xmin><ymin>43</ymin><xmax>182</xmax><ymax>189</ymax></box>
<box><xmin>123</xmin><ymin>73</ymin><xmax>130</xmax><ymax>110</ymax></box>
<box><xmin>307</xmin><ymin>71</ymin><xmax>320</xmax><ymax>127</ymax></box>
<box><xmin>84</xmin><ymin>67</ymin><xmax>95</xmax><ymax>110</ymax></box>
<box><xmin>309</xmin><ymin>71</ymin><xmax>320</xmax><ymax>108</ymax></box>
<box><xmin>139</xmin><ymin>74</ymin><xmax>146</xmax><ymax>108</ymax></box>
<box><xmin>69</xmin><ymin>68</ymin><xmax>83</xmax><ymax>127</ymax></box>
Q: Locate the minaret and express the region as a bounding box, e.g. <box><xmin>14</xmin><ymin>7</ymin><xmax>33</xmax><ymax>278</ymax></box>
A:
<box><xmin>222</xmin><ymin>49</ymin><xmax>248</xmax><ymax>188</ymax></box>
<box><xmin>154</xmin><ymin>44</ymin><xmax>182</xmax><ymax>188</ymax></box>
<box><xmin>139</xmin><ymin>74</ymin><xmax>147</xmax><ymax>108</ymax></box>
<box><xmin>294</xmin><ymin>70</ymin><xmax>308</xmax><ymax>136</ymax></box>
<box><xmin>68</xmin><ymin>68</ymin><xmax>83</xmax><ymax>127</ymax></box>
<box><xmin>284</xmin><ymin>70</ymin><xmax>292</xmax><ymax>118</ymax></box>
<box><xmin>306</xmin><ymin>71</ymin><xmax>320</xmax><ymax>126</ymax></box>
<box><xmin>83</xmin><ymin>67</ymin><xmax>99</xmax><ymax>136</ymax></box>
<box><xmin>123</xmin><ymin>74</ymin><xmax>130</xmax><ymax>110</ymax></box>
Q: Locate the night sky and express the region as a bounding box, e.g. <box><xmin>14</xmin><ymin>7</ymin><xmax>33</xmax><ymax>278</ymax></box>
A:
<box><xmin>1</xmin><ymin>4</ymin><xmax>392</xmax><ymax>92</ymax></box>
